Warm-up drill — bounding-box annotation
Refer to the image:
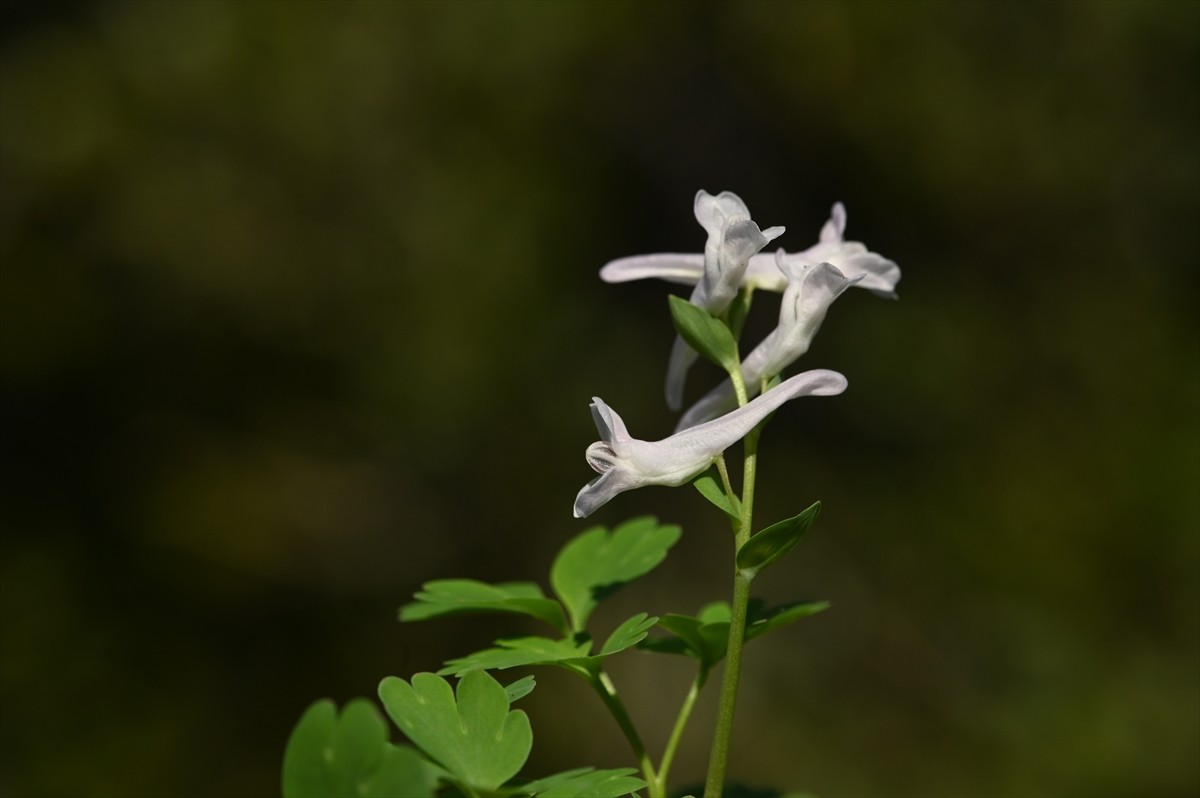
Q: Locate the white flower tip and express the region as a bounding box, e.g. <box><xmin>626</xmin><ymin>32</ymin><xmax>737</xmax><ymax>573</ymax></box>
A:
<box><xmin>843</xmin><ymin>253</ymin><xmax>901</xmax><ymax>298</ymax></box>
<box><xmin>804</xmin><ymin>368</ymin><xmax>849</xmax><ymax>396</ymax></box>
<box><xmin>820</xmin><ymin>202</ymin><xmax>848</xmax><ymax>243</ymax></box>
<box><xmin>695</xmin><ymin>189</ymin><xmax>750</xmax><ymax>233</ymax></box>
<box><xmin>590</xmin><ymin>396</ymin><xmax>630</xmax><ymax>443</ymax></box>
<box><xmin>598</xmin><ymin>260</ymin><xmax>623</xmax><ymax>283</ymax></box>
<box><xmin>761</xmin><ymin>225</ymin><xmax>786</xmax><ymax>243</ymax></box>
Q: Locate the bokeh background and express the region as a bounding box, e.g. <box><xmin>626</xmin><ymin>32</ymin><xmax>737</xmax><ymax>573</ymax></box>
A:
<box><xmin>1</xmin><ymin>1</ymin><xmax>1197</xmax><ymax>796</ymax></box>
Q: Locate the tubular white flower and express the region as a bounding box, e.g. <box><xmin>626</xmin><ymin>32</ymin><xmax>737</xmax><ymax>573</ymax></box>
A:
<box><xmin>573</xmin><ymin>369</ymin><xmax>848</xmax><ymax>518</ymax></box>
<box><xmin>674</xmin><ymin>259</ymin><xmax>860</xmax><ymax>432</ymax></box>
<box><xmin>665</xmin><ymin>190</ymin><xmax>784</xmax><ymax>411</ymax></box>
<box><xmin>601</xmin><ymin>201</ymin><xmax>900</xmax><ymax>299</ymax></box>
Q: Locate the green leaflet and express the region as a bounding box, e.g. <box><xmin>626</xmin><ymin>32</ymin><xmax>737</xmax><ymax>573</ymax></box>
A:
<box><xmin>517</xmin><ymin>766</ymin><xmax>646</xmax><ymax>797</ymax></box>
<box><xmin>399</xmin><ymin>579</ymin><xmax>567</xmax><ymax>634</ymax></box>
<box><xmin>598</xmin><ymin>612</ymin><xmax>658</xmax><ymax>656</ymax></box>
<box><xmin>438</xmin><ymin>613</ymin><xmax>658</xmax><ymax>677</ymax></box>
<box><xmin>378</xmin><ymin>671</ymin><xmax>532</xmax><ymax>793</ymax></box>
<box><xmin>668</xmin><ymin>294</ymin><xmax>740</xmax><ymax>373</ymax></box>
<box><xmin>736</xmin><ymin>502</ymin><xmax>822</xmax><ymax>580</ymax></box>
<box><xmin>504</xmin><ymin>674</ymin><xmax>537</xmax><ymax>703</ymax></box>
<box><xmin>438</xmin><ymin>636</ymin><xmax>593</xmax><ymax>677</ymax></box>
<box><xmin>551</xmin><ymin>517</ymin><xmax>681</xmax><ymax>632</ymax></box>
<box><xmin>692</xmin><ymin>468</ymin><xmax>741</xmax><ymax>520</ymax></box>
<box><xmin>640</xmin><ymin>600</ymin><xmax>830</xmax><ymax>669</ymax></box>
<box><xmin>282</xmin><ymin>699</ymin><xmax>437</xmax><ymax>798</ymax></box>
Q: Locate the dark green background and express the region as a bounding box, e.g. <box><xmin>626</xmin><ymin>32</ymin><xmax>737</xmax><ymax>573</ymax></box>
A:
<box><xmin>1</xmin><ymin>2</ymin><xmax>1197</xmax><ymax>796</ymax></box>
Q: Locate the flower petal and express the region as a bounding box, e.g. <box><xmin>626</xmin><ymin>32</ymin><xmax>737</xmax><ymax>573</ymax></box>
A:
<box><xmin>598</xmin><ymin>201</ymin><xmax>899</xmax><ymax>299</ymax></box>
<box><xmin>590</xmin><ymin>397</ymin><xmax>631</xmax><ymax>445</ymax></box>
<box><xmin>573</xmin><ymin>467</ymin><xmax>642</xmax><ymax>519</ymax></box>
<box><xmin>839</xmin><ymin>252</ymin><xmax>901</xmax><ymax>298</ymax></box>
<box><xmin>694</xmin><ymin>190</ymin><xmax>749</xmax><ymax>236</ymax></box>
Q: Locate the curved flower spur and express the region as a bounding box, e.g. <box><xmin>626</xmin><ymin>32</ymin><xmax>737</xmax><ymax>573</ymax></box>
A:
<box><xmin>675</xmin><ymin>255</ymin><xmax>862</xmax><ymax>431</ymax></box>
<box><xmin>664</xmin><ymin>191</ymin><xmax>784</xmax><ymax>411</ymax></box>
<box><xmin>573</xmin><ymin>369</ymin><xmax>848</xmax><ymax>518</ymax></box>
<box><xmin>600</xmin><ymin>200</ymin><xmax>901</xmax><ymax>299</ymax></box>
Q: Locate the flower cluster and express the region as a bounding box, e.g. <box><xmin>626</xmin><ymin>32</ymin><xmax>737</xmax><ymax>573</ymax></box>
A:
<box><xmin>574</xmin><ymin>191</ymin><xmax>899</xmax><ymax>518</ymax></box>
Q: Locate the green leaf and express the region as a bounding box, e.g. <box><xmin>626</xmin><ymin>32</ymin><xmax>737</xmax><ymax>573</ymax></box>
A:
<box><xmin>692</xmin><ymin>469</ymin><xmax>741</xmax><ymax>520</ymax></box>
<box><xmin>724</xmin><ymin>286</ymin><xmax>755</xmax><ymax>341</ymax></box>
<box><xmin>378</xmin><ymin>671</ymin><xmax>532</xmax><ymax>792</ymax></box>
<box><xmin>550</xmin><ymin>517</ymin><xmax>681</xmax><ymax>632</ymax></box>
<box><xmin>399</xmin><ymin>579</ymin><xmax>567</xmax><ymax>634</ymax></box>
<box><xmin>641</xmin><ymin>599</ymin><xmax>829</xmax><ymax>667</ymax></box>
<box><xmin>438</xmin><ymin>636</ymin><xmax>593</xmax><ymax>676</ymax></box>
<box><xmin>599</xmin><ymin>613</ymin><xmax>658</xmax><ymax>655</ymax></box>
<box><xmin>282</xmin><ymin>699</ymin><xmax>437</xmax><ymax>798</ymax></box>
<box><xmin>643</xmin><ymin>613</ymin><xmax>729</xmax><ymax>669</ymax></box>
<box><xmin>668</xmin><ymin>294</ymin><xmax>739</xmax><ymax>372</ymax></box>
<box><xmin>745</xmin><ymin>600</ymin><xmax>831</xmax><ymax>641</ymax></box>
<box><xmin>518</xmin><ymin>767</ymin><xmax>646</xmax><ymax>797</ymax></box>
<box><xmin>504</xmin><ymin>675</ymin><xmax>537</xmax><ymax>703</ymax></box>
<box><xmin>736</xmin><ymin>502</ymin><xmax>821</xmax><ymax>580</ymax></box>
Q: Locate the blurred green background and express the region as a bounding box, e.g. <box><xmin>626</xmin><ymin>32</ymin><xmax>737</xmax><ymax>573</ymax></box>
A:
<box><xmin>1</xmin><ymin>1</ymin><xmax>1197</xmax><ymax>796</ymax></box>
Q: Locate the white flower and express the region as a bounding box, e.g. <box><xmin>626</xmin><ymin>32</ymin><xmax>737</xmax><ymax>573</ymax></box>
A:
<box><xmin>573</xmin><ymin>369</ymin><xmax>847</xmax><ymax>518</ymax></box>
<box><xmin>601</xmin><ymin>201</ymin><xmax>900</xmax><ymax>299</ymax></box>
<box><xmin>665</xmin><ymin>190</ymin><xmax>784</xmax><ymax>411</ymax></box>
<box><xmin>674</xmin><ymin>258</ymin><xmax>860</xmax><ymax>431</ymax></box>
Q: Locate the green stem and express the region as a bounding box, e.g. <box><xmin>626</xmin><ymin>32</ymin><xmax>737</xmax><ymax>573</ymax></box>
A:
<box><xmin>704</xmin><ymin>423</ymin><xmax>761</xmax><ymax>798</ymax></box>
<box><xmin>728</xmin><ymin>362</ymin><xmax>749</xmax><ymax>409</ymax></box>
<box><xmin>654</xmin><ymin>667</ymin><xmax>708</xmax><ymax>796</ymax></box>
<box><xmin>589</xmin><ymin>670</ymin><xmax>658</xmax><ymax>791</ymax></box>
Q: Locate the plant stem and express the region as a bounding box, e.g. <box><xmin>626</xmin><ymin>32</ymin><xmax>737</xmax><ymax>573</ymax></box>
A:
<box><xmin>654</xmin><ymin>667</ymin><xmax>708</xmax><ymax>796</ymax></box>
<box><xmin>589</xmin><ymin>670</ymin><xmax>658</xmax><ymax>792</ymax></box>
<box><xmin>727</xmin><ymin>358</ymin><xmax>749</xmax><ymax>409</ymax></box>
<box><xmin>703</xmin><ymin>423</ymin><xmax>761</xmax><ymax>798</ymax></box>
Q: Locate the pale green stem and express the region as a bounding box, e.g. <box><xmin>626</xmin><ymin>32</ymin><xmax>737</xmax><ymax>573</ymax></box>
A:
<box><xmin>727</xmin><ymin>361</ymin><xmax>749</xmax><ymax>409</ymax></box>
<box><xmin>713</xmin><ymin>454</ymin><xmax>739</xmax><ymax>534</ymax></box>
<box><xmin>589</xmin><ymin>670</ymin><xmax>658</xmax><ymax>791</ymax></box>
<box><xmin>714</xmin><ymin>454</ymin><xmax>735</xmax><ymax>500</ymax></box>
<box><xmin>653</xmin><ymin>667</ymin><xmax>708</xmax><ymax>796</ymax></box>
<box><xmin>704</xmin><ymin>421</ymin><xmax>761</xmax><ymax>798</ymax></box>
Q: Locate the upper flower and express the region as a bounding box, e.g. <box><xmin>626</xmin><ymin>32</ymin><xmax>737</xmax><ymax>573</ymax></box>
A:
<box><xmin>674</xmin><ymin>258</ymin><xmax>860</xmax><ymax>431</ymax></box>
<box><xmin>573</xmin><ymin>369</ymin><xmax>848</xmax><ymax>518</ymax></box>
<box><xmin>601</xmin><ymin>201</ymin><xmax>900</xmax><ymax>299</ymax></box>
<box><xmin>665</xmin><ymin>191</ymin><xmax>784</xmax><ymax>411</ymax></box>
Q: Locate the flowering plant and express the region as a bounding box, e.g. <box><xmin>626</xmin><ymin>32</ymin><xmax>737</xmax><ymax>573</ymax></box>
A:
<box><xmin>281</xmin><ymin>190</ymin><xmax>899</xmax><ymax>798</ymax></box>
